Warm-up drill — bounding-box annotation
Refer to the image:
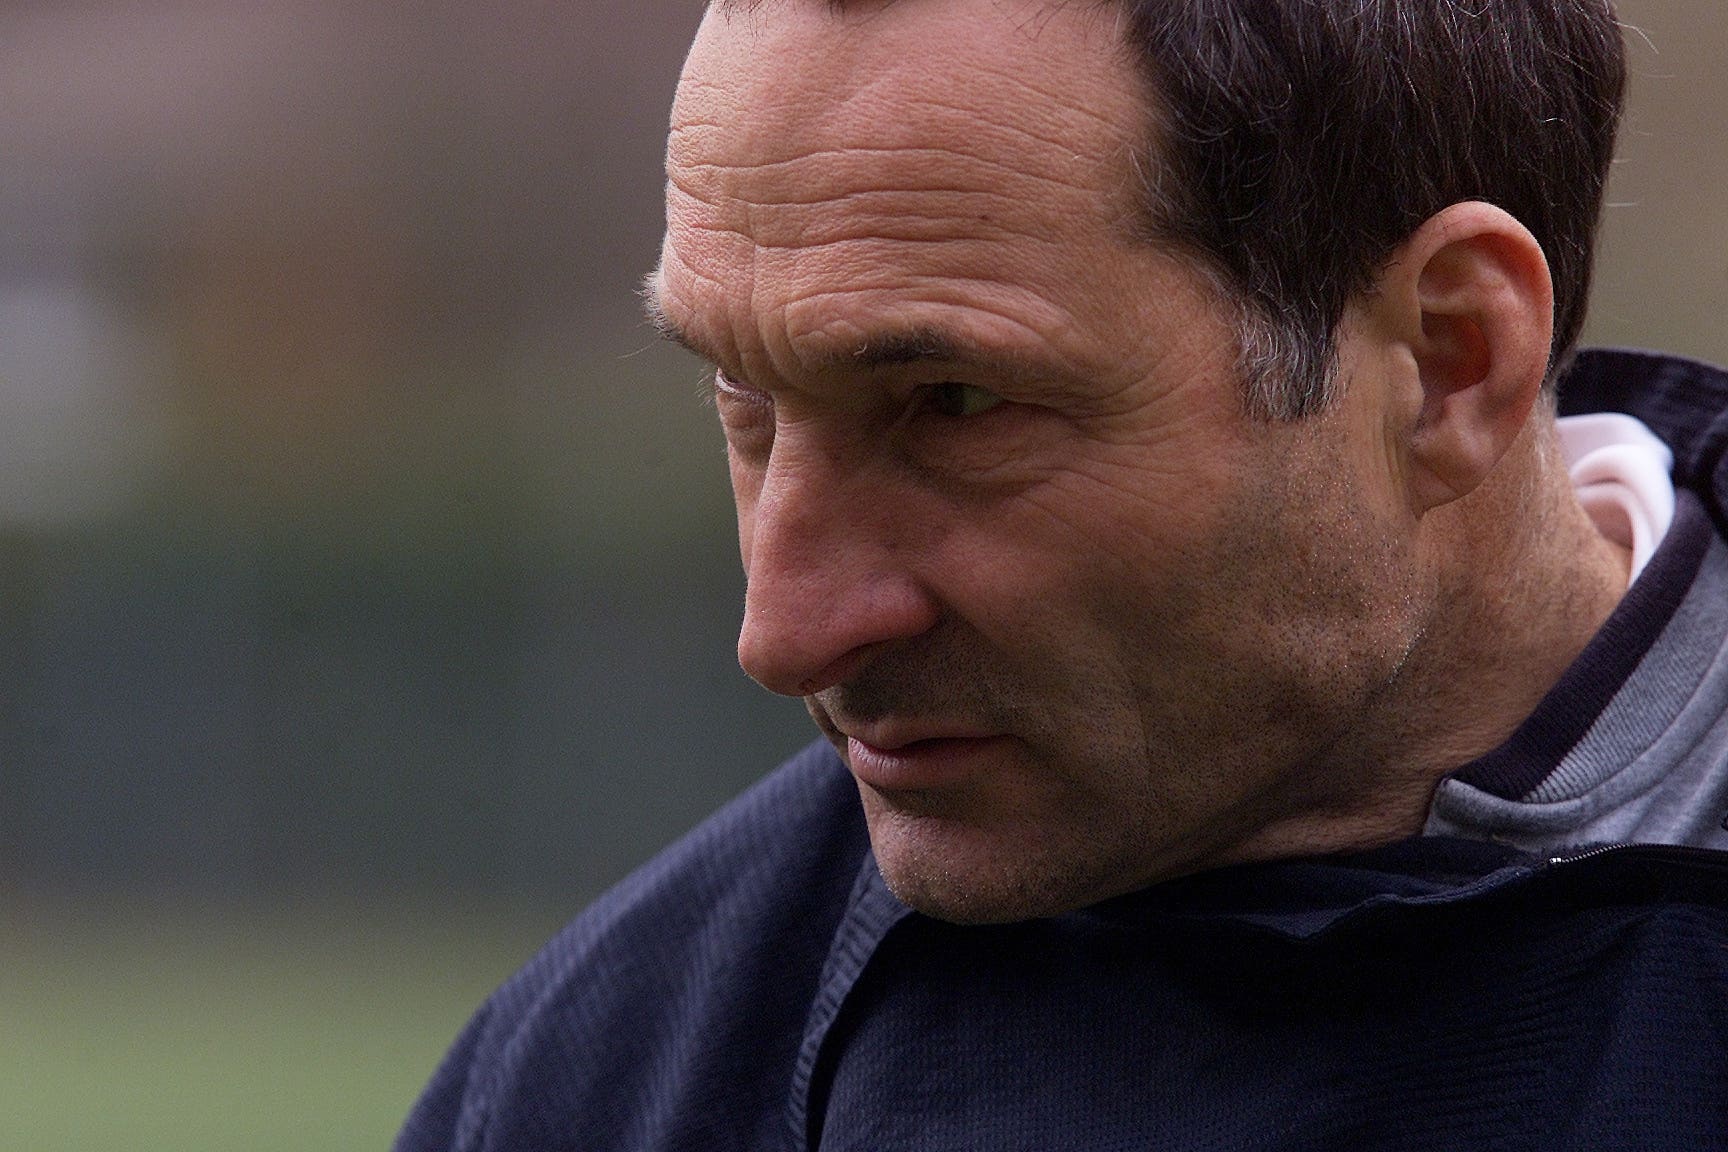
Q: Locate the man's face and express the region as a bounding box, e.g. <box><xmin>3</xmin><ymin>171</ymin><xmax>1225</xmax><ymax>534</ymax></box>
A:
<box><xmin>652</xmin><ymin>0</ymin><xmax>1429</xmax><ymax>922</ymax></box>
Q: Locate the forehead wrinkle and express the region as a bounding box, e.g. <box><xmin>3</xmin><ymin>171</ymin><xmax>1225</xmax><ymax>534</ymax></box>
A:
<box><xmin>676</xmin><ymin>195</ymin><xmax>1077</xmax><ymax>255</ymax></box>
<box><xmin>672</xmin><ymin>146</ymin><xmax>1117</xmax><ymax>212</ymax></box>
<box><xmin>669</xmin><ymin>89</ymin><xmax>1148</xmax><ymax>260</ymax></box>
<box><xmin>661</xmin><ymin>235</ymin><xmax>1099</xmax><ymax>383</ymax></box>
<box><xmin>666</xmin><ymin>158</ymin><xmax>1089</xmax><ymax>285</ymax></box>
<box><xmin>664</xmin><ymin>195</ymin><xmax>1138</xmax><ymax>386</ymax></box>
<box><xmin>651</xmin><ymin>228</ymin><xmax>757</xmax><ymax>372</ymax></box>
<box><xmin>673</xmin><ymin>143</ymin><xmax>1070</xmax><ymax>186</ymax></box>
<box><xmin>674</xmin><ymin>3</ymin><xmax>1140</xmax><ymax>172</ymax></box>
<box><xmin>663</xmin><ymin>191</ymin><xmax>1154</xmax><ymax>393</ymax></box>
<box><xmin>670</xmin><ymin>77</ymin><xmax>1135</xmax><ymax>185</ymax></box>
<box><xmin>672</xmin><ymin>78</ymin><xmax>1130</xmax><ymax>167</ymax></box>
<box><xmin>670</xmin><ymin>6</ymin><xmax>1158</xmax><ymax>263</ymax></box>
<box><xmin>666</xmin><ymin>156</ymin><xmax>1128</xmax><ymax>263</ymax></box>
<box><xmin>667</xmin><ymin>0</ymin><xmax>1168</xmax><ymax>387</ymax></box>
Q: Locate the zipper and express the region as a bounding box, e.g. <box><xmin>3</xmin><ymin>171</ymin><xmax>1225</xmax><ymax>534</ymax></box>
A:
<box><xmin>1544</xmin><ymin>841</ymin><xmax>1728</xmax><ymax>870</ymax></box>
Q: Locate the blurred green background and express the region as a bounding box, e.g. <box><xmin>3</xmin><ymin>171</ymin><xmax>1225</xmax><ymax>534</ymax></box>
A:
<box><xmin>1</xmin><ymin>1</ymin><xmax>1723</xmax><ymax>1148</ymax></box>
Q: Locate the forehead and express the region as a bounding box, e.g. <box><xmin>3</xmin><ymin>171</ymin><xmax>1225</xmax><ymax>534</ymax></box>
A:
<box><xmin>675</xmin><ymin>0</ymin><xmax>1137</xmax><ymax>172</ymax></box>
<box><xmin>657</xmin><ymin>0</ymin><xmax>1152</xmax><ymax>369</ymax></box>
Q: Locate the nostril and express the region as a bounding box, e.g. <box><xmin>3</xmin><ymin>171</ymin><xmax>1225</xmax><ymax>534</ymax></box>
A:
<box><xmin>739</xmin><ymin>571</ymin><xmax>941</xmax><ymax>698</ymax></box>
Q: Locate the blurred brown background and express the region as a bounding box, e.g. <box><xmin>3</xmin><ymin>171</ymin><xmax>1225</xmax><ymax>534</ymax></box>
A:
<box><xmin>0</xmin><ymin>2</ymin><xmax>1722</xmax><ymax>1148</ymax></box>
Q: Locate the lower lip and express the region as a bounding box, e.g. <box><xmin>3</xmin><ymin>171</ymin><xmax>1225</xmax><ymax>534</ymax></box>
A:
<box><xmin>846</xmin><ymin>735</ymin><xmax>1009</xmax><ymax>792</ymax></box>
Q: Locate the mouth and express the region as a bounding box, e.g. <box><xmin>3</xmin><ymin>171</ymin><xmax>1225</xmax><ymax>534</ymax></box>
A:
<box><xmin>842</xmin><ymin>731</ymin><xmax>1012</xmax><ymax>793</ymax></box>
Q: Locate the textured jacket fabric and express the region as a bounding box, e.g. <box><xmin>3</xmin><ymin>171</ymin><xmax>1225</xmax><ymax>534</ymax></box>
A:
<box><xmin>396</xmin><ymin>349</ymin><xmax>1728</xmax><ymax>1152</ymax></box>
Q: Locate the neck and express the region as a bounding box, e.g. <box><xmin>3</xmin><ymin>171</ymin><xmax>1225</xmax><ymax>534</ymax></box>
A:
<box><xmin>1400</xmin><ymin>414</ymin><xmax>1631</xmax><ymax>769</ymax></box>
<box><xmin>1228</xmin><ymin>412</ymin><xmax>1632</xmax><ymax>867</ymax></box>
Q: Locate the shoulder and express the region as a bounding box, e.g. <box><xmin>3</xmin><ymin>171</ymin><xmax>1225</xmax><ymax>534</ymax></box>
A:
<box><xmin>395</xmin><ymin>741</ymin><xmax>869</xmax><ymax>1152</ymax></box>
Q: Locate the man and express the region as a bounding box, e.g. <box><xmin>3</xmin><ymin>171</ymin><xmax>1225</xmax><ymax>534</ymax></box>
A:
<box><xmin>398</xmin><ymin>1</ymin><xmax>1728</xmax><ymax>1148</ymax></box>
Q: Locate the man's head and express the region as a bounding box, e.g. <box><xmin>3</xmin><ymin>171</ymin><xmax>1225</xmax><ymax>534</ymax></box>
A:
<box><xmin>648</xmin><ymin>0</ymin><xmax>1628</xmax><ymax>922</ymax></box>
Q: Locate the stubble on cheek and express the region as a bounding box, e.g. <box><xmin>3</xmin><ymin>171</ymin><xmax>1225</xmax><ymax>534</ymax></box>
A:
<box><xmin>1153</xmin><ymin>457</ymin><xmax>1430</xmax><ymax>822</ymax></box>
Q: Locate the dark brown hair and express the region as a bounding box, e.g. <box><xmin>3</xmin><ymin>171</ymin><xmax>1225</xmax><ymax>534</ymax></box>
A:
<box><xmin>1120</xmin><ymin>0</ymin><xmax>1626</xmax><ymax>416</ymax></box>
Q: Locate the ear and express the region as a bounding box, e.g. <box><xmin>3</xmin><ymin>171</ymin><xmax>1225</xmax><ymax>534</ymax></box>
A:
<box><xmin>1370</xmin><ymin>201</ymin><xmax>1554</xmax><ymax>515</ymax></box>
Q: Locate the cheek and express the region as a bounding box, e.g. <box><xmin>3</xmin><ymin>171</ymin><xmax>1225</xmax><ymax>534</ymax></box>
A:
<box><xmin>941</xmin><ymin>458</ymin><xmax>1304</xmax><ymax>731</ymax></box>
<box><xmin>923</xmin><ymin>469</ymin><xmax>1221</xmax><ymax>658</ymax></box>
<box><xmin>1006</xmin><ymin>461</ymin><xmax>1238</xmax><ymax>593</ymax></box>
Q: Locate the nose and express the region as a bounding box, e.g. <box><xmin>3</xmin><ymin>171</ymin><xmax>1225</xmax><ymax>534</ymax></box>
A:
<box><xmin>735</xmin><ymin>449</ymin><xmax>940</xmax><ymax>697</ymax></box>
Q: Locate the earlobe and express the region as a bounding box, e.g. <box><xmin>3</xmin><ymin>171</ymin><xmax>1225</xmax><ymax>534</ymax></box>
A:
<box><xmin>1387</xmin><ymin>202</ymin><xmax>1554</xmax><ymax>515</ymax></box>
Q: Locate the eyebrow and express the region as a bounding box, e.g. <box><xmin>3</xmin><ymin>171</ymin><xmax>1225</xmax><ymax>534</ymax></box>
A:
<box><xmin>642</xmin><ymin>273</ymin><xmax>1044</xmax><ymax>382</ymax></box>
<box><xmin>642</xmin><ymin>277</ymin><xmax>722</xmax><ymax>362</ymax></box>
<box><xmin>847</xmin><ymin>329</ymin><xmax>979</xmax><ymax>368</ymax></box>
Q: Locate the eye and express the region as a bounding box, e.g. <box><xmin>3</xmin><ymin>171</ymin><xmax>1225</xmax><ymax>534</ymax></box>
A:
<box><xmin>929</xmin><ymin>382</ymin><xmax>1005</xmax><ymax>418</ymax></box>
<box><xmin>713</xmin><ymin>367</ymin><xmax>771</xmax><ymax>407</ymax></box>
<box><xmin>711</xmin><ymin>368</ymin><xmax>775</xmax><ymax>461</ymax></box>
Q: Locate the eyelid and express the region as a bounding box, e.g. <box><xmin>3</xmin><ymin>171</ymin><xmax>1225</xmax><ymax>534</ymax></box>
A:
<box><xmin>714</xmin><ymin>367</ymin><xmax>773</xmax><ymax>405</ymax></box>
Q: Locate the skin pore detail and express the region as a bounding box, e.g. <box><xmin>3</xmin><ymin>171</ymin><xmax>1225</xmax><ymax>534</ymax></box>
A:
<box><xmin>646</xmin><ymin>0</ymin><xmax>1630</xmax><ymax>923</ymax></box>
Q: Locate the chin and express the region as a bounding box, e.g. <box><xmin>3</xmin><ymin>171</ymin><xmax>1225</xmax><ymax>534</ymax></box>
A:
<box><xmin>878</xmin><ymin>870</ymin><xmax>1060</xmax><ymax>926</ymax></box>
<box><xmin>866</xmin><ymin>808</ymin><xmax>1129</xmax><ymax>925</ymax></box>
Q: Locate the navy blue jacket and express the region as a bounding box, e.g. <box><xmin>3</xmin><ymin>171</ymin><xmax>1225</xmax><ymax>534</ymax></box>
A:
<box><xmin>397</xmin><ymin>350</ymin><xmax>1728</xmax><ymax>1151</ymax></box>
